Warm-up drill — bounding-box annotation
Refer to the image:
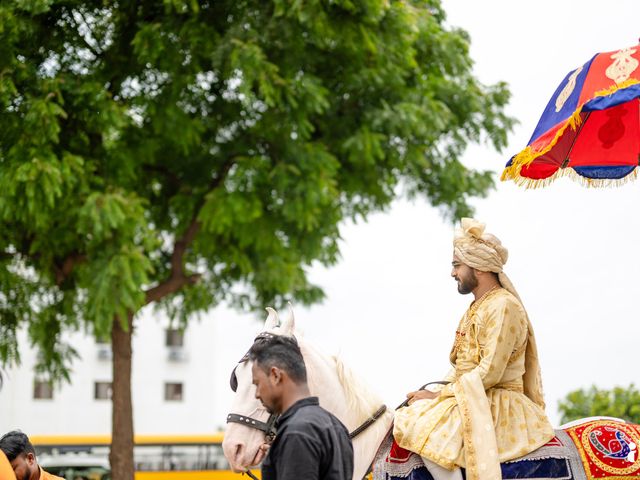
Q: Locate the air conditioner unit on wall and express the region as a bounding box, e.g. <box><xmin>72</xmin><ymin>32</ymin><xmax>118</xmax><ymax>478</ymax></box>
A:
<box><xmin>97</xmin><ymin>346</ymin><xmax>112</xmax><ymax>360</ymax></box>
<box><xmin>168</xmin><ymin>347</ymin><xmax>188</xmax><ymax>362</ymax></box>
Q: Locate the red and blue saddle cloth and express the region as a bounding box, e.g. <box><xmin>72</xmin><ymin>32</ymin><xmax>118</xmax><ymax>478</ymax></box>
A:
<box><xmin>372</xmin><ymin>419</ymin><xmax>640</xmax><ymax>480</ymax></box>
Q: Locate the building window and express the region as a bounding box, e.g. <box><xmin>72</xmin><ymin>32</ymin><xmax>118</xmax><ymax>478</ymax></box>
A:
<box><xmin>94</xmin><ymin>381</ymin><xmax>112</xmax><ymax>400</ymax></box>
<box><xmin>33</xmin><ymin>380</ymin><xmax>53</xmax><ymax>400</ymax></box>
<box><xmin>165</xmin><ymin>382</ymin><xmax>183</xmax><ymax>401</ymax></box>
<box><xmin>165</xmin><ymin>329</ymin><xmax>184</xmax><ymax>347</ymax></box>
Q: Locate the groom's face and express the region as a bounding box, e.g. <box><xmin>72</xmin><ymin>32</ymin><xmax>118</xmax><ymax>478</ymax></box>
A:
<box><xmin>451</xmin><ymin>255</ymin><xmax>478</xmax><ymax>295</ymax></box>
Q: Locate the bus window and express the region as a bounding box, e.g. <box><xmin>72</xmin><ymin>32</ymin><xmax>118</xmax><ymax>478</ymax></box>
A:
<box><xmin>39</xmin><ymin>454</ymin><xmax>110</xmax><ymax>480</ymax></box>
<box><xmin>31</xmin><ymin>434</ymin><xmax>248</xmax><ymax>479</ymax></box>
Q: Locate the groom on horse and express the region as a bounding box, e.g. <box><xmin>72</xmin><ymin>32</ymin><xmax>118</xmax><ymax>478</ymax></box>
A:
<box><xmin>393</xmin><ymin>218</ymin><xmax>555</xmax><ymax>480</ymax></box>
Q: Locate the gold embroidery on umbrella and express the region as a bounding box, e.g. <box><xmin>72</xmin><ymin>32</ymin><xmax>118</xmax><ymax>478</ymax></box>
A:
<box><xmin>555</xmin><ymin>66</ymin><xmax>583</xmax><ymax>112</ymax></box>
<box><xmin>606</xmin><ymin>48</ymin><xmax>639</xmax><ymax>84</ymax></box>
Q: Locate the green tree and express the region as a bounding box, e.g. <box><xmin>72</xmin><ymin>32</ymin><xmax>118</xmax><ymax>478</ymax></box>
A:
<box><xmin>0</xmin><ymin>0</ymin><xmax>514</xmax><ymax>477</ymax></box>
<box><xmin>558</xmin><ymin>384</ymin><xmax>640</xmax><ymax>424</ymax></box>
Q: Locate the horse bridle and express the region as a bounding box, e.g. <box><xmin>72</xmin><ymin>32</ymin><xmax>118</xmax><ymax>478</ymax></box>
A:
<box><xmin>226</xmin><ymin>331</ymin><xmax>388</xmax><ymax>441</ymax></box>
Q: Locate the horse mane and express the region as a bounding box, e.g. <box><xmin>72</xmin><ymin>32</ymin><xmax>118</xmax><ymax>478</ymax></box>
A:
<box><xmin>331</xmin><ymin>355</ymin><xmax>385</xmax><ymax>424</ymax></box>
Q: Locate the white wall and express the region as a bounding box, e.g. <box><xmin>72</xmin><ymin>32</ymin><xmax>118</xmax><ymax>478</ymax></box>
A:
<box><xmin>0</xmin><ymin>309</ymin><xmax>231</xmax><ymax>436</ymax></box>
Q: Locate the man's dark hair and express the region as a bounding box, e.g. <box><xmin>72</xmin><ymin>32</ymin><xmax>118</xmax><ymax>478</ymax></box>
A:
<box><xmin>249</xmin><ymin>335</ymin><xmax>307</xmax><ymax>384</ymax></box>
<box><xmin>0</xmin><ymin>430</ymin><xmax>35</xmax><ymax>462</ymax></box>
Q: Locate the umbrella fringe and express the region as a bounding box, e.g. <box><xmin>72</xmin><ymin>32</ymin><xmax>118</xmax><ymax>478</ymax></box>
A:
<box><xmin>500</xmin><ymin>107</ymin><xmax>583</xmax><ymax>181</ymax></box>
<box><xmin>507</xmin><ymin>165</ymin><xmax>639</xmax><ymax>189</ymax></box>
<box><xmin>502</xmin><ymin>78</ymin><xmax>640</xmax><ymax>185</ymax></box>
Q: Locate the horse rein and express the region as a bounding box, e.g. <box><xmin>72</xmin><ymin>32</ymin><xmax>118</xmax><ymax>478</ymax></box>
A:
<box><xmin>242</xmin><ymin>469</ymin><xmax>260</xmax><ymax>480</ymax></box>
<box><xmin>349</xmin><ymin>404</ymin><xmax>387</xmax><ymax>439</ymax></box>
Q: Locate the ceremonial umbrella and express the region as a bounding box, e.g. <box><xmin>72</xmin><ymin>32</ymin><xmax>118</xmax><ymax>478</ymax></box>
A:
<box><xmin>501</xmin><ymin>44</ymin><xmax>640</xmax><ymax>188</ymax></box>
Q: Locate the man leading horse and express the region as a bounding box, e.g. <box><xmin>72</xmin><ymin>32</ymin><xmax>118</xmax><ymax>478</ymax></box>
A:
<box><xmin>393</xmin><ymin>218</ymin><xmax>555</xmax><ymax>480</ymax></box>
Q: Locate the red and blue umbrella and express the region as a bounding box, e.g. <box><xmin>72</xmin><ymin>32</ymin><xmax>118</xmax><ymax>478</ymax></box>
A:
<box><xmin>502</xmin><ymin>44</ymin><xmax>640</xmax><ymax>187</ymax></box>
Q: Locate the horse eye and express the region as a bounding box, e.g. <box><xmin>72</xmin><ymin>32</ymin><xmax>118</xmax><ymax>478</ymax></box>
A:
<box><xmin>230</xmin><ymin>369</ymin><xmax>238</xmax><ymax>392</ymax></box>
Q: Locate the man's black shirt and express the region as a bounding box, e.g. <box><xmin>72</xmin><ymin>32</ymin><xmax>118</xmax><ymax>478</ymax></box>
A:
<box><xmin>261</xmin><ymin>397</ymin><xmax>354</xmax><ymax>480</ymax></box>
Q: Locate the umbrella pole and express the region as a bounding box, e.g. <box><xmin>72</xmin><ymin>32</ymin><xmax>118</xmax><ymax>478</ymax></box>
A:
<box><xmin>561</xmin><ymin>111</ymin><xmax>591</xmax><ymax>169</ymax></box>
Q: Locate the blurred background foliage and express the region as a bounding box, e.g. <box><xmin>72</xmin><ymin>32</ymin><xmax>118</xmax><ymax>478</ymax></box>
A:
<box><xmin>558</xmin><ymin>384</ymin><xmax>640</xmax><ymax>424</ymax></box>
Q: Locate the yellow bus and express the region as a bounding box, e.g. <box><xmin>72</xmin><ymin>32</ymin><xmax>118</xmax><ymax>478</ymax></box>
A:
<box><xmin>31</xmin><ymin>434</ymin><xmax>260</xmax><ymax>480</ymax></box>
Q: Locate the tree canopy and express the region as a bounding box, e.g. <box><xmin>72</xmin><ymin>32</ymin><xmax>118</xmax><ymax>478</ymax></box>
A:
<box><xmin>0</xmin><ymin>0</ymin><xmax>514</xmax><ymax>477</ymax></box>
<box><xmin>558</xmin><ymin>384</ymin><xmax>640</xmax><ymax>424</ymax></box>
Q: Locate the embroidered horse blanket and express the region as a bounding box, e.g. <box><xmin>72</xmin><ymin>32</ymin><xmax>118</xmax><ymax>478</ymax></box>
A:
<box><xmin>373</xmin><ymin>419</ymin><xmax>640</xmax><ymax>480</ymax></box>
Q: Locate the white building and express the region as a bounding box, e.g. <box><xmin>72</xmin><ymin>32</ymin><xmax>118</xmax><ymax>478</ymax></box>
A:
<box><xmin>0</xmin><ymin>309</ymin><xmax>246</xmax><ymax>436</ymax></box>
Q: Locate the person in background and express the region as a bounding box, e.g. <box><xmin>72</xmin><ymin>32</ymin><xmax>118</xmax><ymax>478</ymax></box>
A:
<box><xmin>0</xmin><ymin>431</ymin><xmax>64</xmax><ymax>480</ymax></box>
<box><xmin>1</xmin><ymin>449</ymin><xmax>17</xmax><ymax>480</ymax></box>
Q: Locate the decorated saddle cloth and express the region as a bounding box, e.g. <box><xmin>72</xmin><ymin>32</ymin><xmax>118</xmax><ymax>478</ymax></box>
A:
<box><xmin>564</xmin><ymin>419</ymin><xmax>640</xmax><ymax>479</ymax></box>
<box><xmin>373</xmin><ymin>419</ymin><xmax>640</xmax><ymax>480</ymax></box>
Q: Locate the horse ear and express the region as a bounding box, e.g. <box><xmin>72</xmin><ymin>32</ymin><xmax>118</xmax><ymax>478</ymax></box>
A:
<box><xmin>264</xmin><ymin>307</ymin><xmax>280</xmax><ymax>330</ymax></box>
<box><xmin>280</xmin><ymin>302</ymin><xmax>296</xmax><ymax>335</ymax></box>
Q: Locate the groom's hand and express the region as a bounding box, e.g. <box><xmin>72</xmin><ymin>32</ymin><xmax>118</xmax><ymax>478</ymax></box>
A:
<box><xmin>406</xmin><ymin>389</ymin><xmax>439</xmax><ymax>405</ymax></box>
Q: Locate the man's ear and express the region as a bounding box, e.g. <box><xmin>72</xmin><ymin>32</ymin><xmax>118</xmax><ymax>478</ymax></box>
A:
<box><xmin>270</xmin><ymin>366</ymin><xmax>283</xmax><ymax>384</ymax></box>
<box><xmin>26</xmin><ymin>452</ymin><xmax>36</xmax><ymax>466</ymax></box>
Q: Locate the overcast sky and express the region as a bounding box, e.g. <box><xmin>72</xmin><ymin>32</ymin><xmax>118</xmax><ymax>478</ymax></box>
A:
<box><xmin>211</xmin><ymin>0</ymin><xmax>640</xmax><ymax>426</ymax></box>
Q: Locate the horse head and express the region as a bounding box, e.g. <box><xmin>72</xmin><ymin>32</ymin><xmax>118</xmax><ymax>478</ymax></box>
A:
<box><xmin>222</xmin><ymin>305</ymin><xmax>393</xmax><ymax>480</ymax></box>
<box><xmin>222</xmin><ymin>306</ymin><xmax>296</xmax><ymax>471</ymax></box>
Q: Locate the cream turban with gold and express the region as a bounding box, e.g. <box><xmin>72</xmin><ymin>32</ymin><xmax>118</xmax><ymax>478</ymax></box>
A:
<box><xmin>453</xmin><ymin>218</ymin><xmax>546</xmax><ymax>409</ymax></box>
<box><xmin>454</xmin><ymin>218</ymin><xmax>508</xmax><ymax>275</ymax></box>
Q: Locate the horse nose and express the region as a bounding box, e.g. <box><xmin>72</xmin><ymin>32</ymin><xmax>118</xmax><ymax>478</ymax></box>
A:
<box><xmin>223</xmin><ymin>440</ymin><xmax>247</xmax><ymax>472</ymax></box>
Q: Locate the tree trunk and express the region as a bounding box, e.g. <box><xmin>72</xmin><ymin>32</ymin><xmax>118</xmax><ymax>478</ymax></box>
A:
<box><xmin>110</xmin><ymin>314</ymin><xmax>135</xmax><ymax>480</ymax></box>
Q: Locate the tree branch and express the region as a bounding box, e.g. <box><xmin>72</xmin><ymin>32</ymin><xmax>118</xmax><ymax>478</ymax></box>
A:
<box><xmin>54</xmin><ymin>253</ymin><xmax>87</xmax><ymax>286</ymax></box>
<box><xmin>144</xmin><ymin>160</ymin><xmax>235</xmax><ymax>304</ymax></box>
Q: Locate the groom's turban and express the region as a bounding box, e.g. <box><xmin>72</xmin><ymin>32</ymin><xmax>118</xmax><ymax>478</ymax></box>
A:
<box><xmin>453</xmin><ymin>218</ymin><xmax>508</xmax><ymax>274</ymax></box>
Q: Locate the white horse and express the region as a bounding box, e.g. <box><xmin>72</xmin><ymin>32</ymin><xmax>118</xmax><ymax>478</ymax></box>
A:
<box><xmin>222</xmin><ymin>306</ymin><xmax>394</xmax><ymax>480</ymax></box>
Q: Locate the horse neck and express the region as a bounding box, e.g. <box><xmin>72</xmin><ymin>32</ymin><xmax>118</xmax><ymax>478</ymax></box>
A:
<box><xmin>299</xmin><ymin>340</ymin><xmax>394</xmax><ymax>480</ymax></box>
<box><xmin>300</xmin><ymin>342</ymin><xmax>352</xmax><ymax>426</ymax></box>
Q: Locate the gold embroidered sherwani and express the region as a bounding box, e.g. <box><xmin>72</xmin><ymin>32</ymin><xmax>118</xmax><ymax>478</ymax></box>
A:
<box><xmin>394</xmin><ymin>288</ymin><xmax>554</xmax><ymax>477</ymax></box>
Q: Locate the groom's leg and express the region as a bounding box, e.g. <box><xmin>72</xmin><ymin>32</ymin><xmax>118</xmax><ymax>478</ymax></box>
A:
<box><xmin>420</xmin><ymin>457</ymin><xmax>463</xmax><ymax>480</ymax></box>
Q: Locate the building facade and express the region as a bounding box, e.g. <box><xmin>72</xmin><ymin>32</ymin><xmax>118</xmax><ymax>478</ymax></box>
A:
<box><xmin>0</xmin><ymin>310</ymin><xmax>247</xmax><ymax>436</ymax></box>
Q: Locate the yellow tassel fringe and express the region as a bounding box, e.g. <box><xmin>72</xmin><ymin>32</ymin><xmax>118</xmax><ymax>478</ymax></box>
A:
<box><xmin>506</xmin><ymin>164</ymin><xmax>639</xmax><ymax>189</ymax></box>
